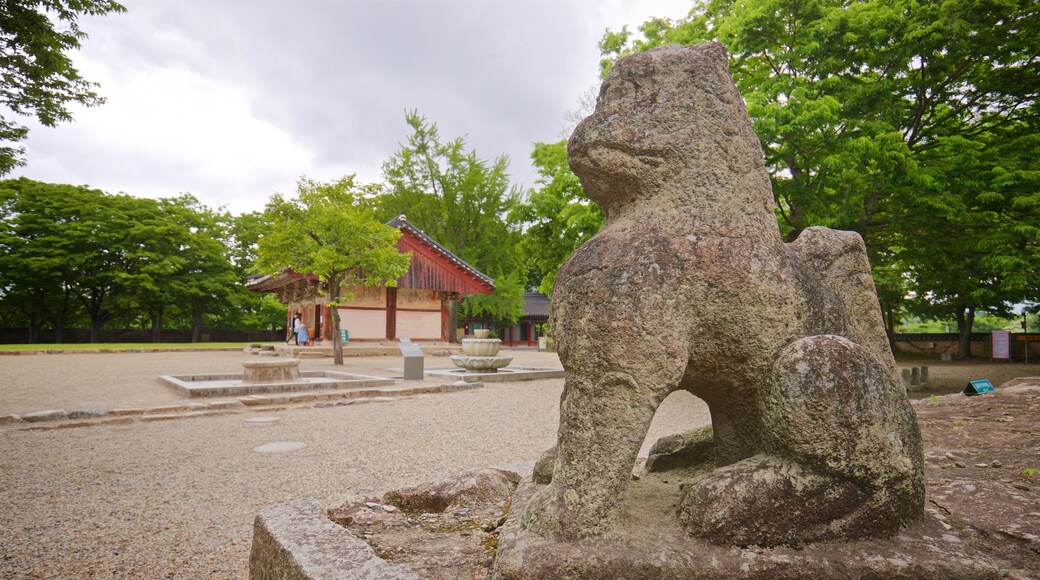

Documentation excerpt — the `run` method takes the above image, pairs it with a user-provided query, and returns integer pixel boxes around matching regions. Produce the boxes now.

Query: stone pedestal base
[241,359,302,384]
[493,482,998,579]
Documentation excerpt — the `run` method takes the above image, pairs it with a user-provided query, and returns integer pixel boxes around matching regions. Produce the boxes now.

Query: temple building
[246,215,494,343]
[463,292,549,347]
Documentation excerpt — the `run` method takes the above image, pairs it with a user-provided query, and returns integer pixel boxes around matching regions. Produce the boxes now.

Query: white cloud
[9,0,693,214]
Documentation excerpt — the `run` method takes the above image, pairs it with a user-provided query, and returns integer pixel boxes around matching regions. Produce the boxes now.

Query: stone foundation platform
[493,482,996,579]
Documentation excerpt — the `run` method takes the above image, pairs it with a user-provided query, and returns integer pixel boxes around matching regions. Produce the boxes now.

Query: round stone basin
[242,359,302,384]
[450,355,513,372]
[462,338,502,357]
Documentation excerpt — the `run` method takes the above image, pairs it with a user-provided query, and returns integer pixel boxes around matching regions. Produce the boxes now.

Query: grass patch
[0,342,278,352]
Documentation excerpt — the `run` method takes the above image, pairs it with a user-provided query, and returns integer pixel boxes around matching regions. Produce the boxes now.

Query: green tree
[903,123,1040,356]
[227,210,287,336]
[0,177,124,342]
[513,140,603,295]
[255,176,411,365]
[0,178,83,341]
[599,0,1040,354]
[0,0,126,174]
[158,197,240,342]
[375,111,524,322]
[459,271,525,329]
[0,179,247,344]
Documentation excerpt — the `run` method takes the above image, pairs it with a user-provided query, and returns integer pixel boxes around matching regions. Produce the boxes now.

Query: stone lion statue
[521,42,923,547]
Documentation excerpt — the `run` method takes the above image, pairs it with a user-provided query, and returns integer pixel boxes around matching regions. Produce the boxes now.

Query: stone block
[249,499,418,580]
[241,396,273,406]
[21,409,67,422]
[140,413,185,422]
[68,408,109,419]
[208,400,245,410]
[145,404,190,414]
[495,483,996,579]
[0,414,23,425]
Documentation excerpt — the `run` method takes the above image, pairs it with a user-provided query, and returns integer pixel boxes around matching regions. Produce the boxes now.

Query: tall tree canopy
[513,140,602,296]
[0,178,241,343]
[375,111,525,327]
[0,0,126,174]
[255,176,411,364]
[600,0,1040,356]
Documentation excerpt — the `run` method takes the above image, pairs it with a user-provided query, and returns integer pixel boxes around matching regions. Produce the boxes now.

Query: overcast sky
[8,0,691,215]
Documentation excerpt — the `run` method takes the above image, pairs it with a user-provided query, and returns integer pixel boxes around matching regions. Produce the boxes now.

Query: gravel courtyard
[0,349,710,579]
[0,349,1034,578]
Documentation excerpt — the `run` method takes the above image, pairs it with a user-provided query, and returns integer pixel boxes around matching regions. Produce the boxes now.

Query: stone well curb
[0,381,482,431]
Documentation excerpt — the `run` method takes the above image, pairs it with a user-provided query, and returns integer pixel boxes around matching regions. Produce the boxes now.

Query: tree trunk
[329,274,344,366]
[954,305,975,359]
[81,289,108,343]
[90,316,103,344]
[191,308,203,343]
[28,311,39,344]
[882,303,897,356]
[150,309,163,343]
[55,287,73,344]
[447,294,460,344]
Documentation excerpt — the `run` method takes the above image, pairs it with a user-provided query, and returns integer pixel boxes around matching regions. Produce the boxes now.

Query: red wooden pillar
[440,292,449,342]
[386,287,398,340]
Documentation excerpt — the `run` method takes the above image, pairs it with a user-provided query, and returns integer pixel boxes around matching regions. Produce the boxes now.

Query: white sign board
[992,330,1011,360]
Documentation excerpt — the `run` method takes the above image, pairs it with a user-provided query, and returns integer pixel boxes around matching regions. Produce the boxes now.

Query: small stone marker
[399,338,425,381]
[901,369,912,389]
[910,367,921,387]
[244,416,282,427]
[255,441,306,453]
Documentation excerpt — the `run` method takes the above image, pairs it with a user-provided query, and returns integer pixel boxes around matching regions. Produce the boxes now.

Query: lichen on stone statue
[520,41,924,547]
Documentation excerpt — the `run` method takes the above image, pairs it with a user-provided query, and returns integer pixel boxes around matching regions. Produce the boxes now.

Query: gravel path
[0,349,708,579]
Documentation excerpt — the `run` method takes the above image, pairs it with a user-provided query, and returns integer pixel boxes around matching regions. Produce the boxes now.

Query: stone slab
[21,409,68,422]
[424,366,564,382]
[255,441,306,453]
[159,371,395,398]
[68,408,109,419]
[493,482,998,579]
[245,416,282,427]
[249,500,419,580]
[0,414,23,425]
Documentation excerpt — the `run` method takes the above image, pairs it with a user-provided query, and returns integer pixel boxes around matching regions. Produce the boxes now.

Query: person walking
[287,313,301,345]
[295,319,309,346]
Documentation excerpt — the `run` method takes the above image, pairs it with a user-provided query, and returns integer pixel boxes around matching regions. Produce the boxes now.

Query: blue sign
[964,379,995,396]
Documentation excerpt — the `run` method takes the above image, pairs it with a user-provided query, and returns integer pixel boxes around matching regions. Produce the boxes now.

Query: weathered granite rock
[520,41,923,548]
[249,499,418,580]
[643,425,713,474]
[531,446,556,484]
[383,468,520,514]
[496,482,996,580]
